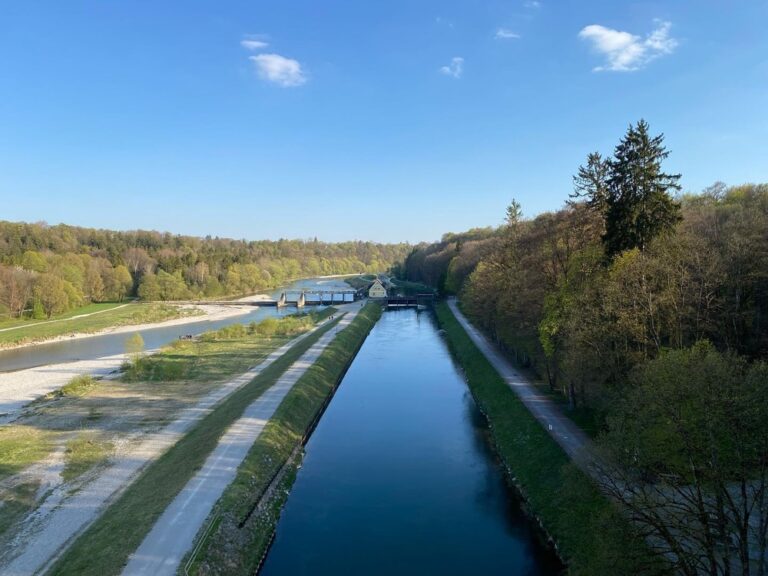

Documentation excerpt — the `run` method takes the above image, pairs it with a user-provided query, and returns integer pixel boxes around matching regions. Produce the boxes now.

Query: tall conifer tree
[603,120,681,256]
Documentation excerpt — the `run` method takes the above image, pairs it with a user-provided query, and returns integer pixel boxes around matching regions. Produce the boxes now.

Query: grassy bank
[0,303,199,348]
[434,302,663,575]
[48,316,343,576]
[123,308,334,384]
[0,302,126,329]
[188,303,382,576]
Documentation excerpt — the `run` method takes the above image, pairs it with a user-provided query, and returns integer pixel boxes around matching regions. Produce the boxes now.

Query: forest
[404,121,768,574]
[0,223,409,319]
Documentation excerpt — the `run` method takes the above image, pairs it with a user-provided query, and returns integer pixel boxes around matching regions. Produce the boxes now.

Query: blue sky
[1,1,766,243]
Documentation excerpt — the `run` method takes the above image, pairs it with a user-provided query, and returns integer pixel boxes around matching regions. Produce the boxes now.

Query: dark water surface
[0,277,351,373]
[260,309,563,576]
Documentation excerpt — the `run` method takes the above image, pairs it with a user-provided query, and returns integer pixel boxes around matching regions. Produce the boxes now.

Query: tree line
[0,223,409,319]
[404,120,768,574]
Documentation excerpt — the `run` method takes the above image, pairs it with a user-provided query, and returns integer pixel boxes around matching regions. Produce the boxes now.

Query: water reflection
[260,309,563,576]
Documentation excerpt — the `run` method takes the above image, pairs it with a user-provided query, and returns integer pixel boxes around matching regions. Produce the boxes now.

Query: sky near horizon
[1,1,766,244]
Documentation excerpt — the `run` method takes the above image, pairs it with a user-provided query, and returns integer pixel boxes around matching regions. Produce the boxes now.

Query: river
[259,309,563,575]
[0,277,352,373]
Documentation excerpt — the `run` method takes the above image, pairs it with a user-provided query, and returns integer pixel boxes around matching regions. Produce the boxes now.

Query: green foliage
[124,332,145,375]
[603,120,682,257]
[0,220,409,315]
[55,375,98,398]
[596,342,768,574]
[31,299,45,320]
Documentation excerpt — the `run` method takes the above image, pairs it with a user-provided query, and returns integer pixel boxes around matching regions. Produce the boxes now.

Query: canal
[259,309,562,575]
[0,277,351,373]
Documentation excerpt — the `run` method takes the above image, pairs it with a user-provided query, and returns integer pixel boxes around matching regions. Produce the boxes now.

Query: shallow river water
[259,309,563,576]
[0,277,350,373]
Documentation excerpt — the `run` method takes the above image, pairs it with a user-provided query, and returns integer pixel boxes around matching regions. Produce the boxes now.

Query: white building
[368,279,388,299]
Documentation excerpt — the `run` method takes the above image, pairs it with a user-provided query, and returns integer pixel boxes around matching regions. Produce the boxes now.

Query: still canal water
[260,309,562,576]
[0,277,350,373]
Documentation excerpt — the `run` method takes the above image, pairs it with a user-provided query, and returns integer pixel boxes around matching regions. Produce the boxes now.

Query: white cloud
[241,39,268,51]
[439,57,464,78]
[578,20,678,72]
[495,28,521,39]
[249,53,306,87]
[524,1,541,8]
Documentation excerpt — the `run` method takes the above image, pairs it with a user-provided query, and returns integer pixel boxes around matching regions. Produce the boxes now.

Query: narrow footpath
[122,307,360,576]
[447,299,594,466]
[0,317,336,576]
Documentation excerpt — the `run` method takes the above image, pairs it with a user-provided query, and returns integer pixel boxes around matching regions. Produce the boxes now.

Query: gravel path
[447,299,594,464]
[0,319,333,576]
[122,307,359,576]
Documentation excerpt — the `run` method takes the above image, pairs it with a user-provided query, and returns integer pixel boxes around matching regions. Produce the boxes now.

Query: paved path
[0,318,334,576]
[447,299,594,465]
[0,304,131,334]
[122,306,360,576]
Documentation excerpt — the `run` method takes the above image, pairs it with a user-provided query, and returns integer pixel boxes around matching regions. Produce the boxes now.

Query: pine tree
[569,151,610,216]
[603,120,681,257]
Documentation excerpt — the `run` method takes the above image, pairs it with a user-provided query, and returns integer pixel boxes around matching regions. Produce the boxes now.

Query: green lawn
[0,302,127,330]
[434,302,667,576]
[187,303,382,576]
[48,315,343,576]
[0,303,199,348]
[0,425,56,481]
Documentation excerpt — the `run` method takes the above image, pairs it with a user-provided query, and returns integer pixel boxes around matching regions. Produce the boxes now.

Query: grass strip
[62,432,114,483]
[0,482,40,539]
[0,426,55,481]
[48,316,342,576]
[188,303,382,576]
[123,311,335,384]
[0,303,197,348]
[434,301,666,576]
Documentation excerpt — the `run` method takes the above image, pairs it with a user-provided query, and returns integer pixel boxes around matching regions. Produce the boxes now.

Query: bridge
[171,288,363,309]
[278,289,360,308]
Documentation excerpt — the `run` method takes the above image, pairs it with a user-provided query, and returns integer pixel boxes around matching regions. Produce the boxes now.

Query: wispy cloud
[524,1,541,8]
[578,20,678,72]
[439,57,464,78]
[495,28,521,40]
[249,53,307,87]
[241,39,268,51]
